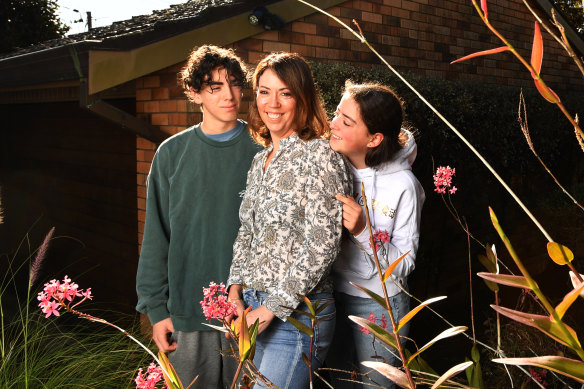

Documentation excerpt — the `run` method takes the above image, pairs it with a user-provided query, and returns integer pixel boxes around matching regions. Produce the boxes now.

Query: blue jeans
[243,289,336,389]
[327,291,410,389]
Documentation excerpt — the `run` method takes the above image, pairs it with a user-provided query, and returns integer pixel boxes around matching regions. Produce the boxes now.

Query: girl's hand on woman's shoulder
[335,194,366,236]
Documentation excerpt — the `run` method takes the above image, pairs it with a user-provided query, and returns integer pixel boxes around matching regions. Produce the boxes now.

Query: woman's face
[256,68,297,141]
[329,93,373,169]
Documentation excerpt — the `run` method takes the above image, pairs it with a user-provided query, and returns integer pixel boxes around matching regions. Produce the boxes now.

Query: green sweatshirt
[136,120,260,331]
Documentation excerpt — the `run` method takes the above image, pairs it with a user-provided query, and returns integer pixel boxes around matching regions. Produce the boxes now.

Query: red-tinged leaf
[493,356,584,383]
[477,256,499,292]
[451,46,509,64]
[555,283,584,319]
[361,361,412,388]
[534,78,561,103]
[547,242,574,265]
[407,326,468,364]
[477,272,531,289]
[480,0,488,18]
[349,315,398,350]
[382,250,410,283]
[530,21,543,78]
[569,271,584,298]
[397,296,447,332]
[431,361,474,389]
[491,305,581,349]
[158,351,183,389]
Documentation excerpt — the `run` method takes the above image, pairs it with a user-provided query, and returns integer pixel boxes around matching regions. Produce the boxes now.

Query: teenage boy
[136,45,259,388]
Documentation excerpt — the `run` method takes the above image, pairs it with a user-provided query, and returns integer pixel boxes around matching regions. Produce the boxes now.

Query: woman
[226,52,351,389]
[327,82,425,389]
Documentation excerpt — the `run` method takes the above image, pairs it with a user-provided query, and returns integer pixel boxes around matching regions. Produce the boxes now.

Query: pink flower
[38,275,93,317]
[135,363,169,389]
[433,166,457,195]
[360,313,388,335]
[200,282,237,321]
[370,229,391,251]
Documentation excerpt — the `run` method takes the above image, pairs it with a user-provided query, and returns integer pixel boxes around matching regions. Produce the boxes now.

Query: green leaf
[477,254,496,274]
[407,326,467,364]
[477,272,531,290]
[397,296,447,332]
[349,282,389,310]
[491,305,581,350]
[469,360,484,389]
[349,315,398,349]
[382,250,410,283]
[314,300,334,315]
[493,356,584,383]
[287,316,313,337]
[471,344,480,363]
[431,361,474,389]
[361,361,412,388]
[555,283,584,319]
[486,244,498,270]
[547,242,574,265]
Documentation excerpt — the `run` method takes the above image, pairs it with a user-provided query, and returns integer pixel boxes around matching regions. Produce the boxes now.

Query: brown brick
[136,149,155,162]
[152,88,170,100]
[303,13,328,25]
[138,209,146,223]
[137,162,151,174]
[160,73,180,88]
[169,113,187,126]
[144,101,160,113]
[255,30,279,40]
[136,137,156,151]
[279,31,305,44]
[137,173,147,186]
[236,38,263,52]
[291,44,316,58]
[151,113,169,126]
[340,29,359,40]
[137,197,146,211]
[135,78,144,88]
[362,11,382,24]
[401,0,419,12]
[291,21,317,34]
[159,100,178,112]
[136,89,152,101]
[315,47,342,60]
[142,76,160,88]
[305,35,329,47]
[138,185,146,198]
[263,41,291,53]
[138,221,144,234]
[340,7,361,19]
[392,8,410,18]
[316,24,340,37]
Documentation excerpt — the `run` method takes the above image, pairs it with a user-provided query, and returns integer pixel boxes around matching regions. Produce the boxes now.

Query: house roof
[0,0,348,94]
[1,0,278,59]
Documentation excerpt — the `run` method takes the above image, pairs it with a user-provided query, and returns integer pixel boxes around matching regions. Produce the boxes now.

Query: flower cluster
[529,368,548,387]
[360,313,388,335]
[37,276,92,318]
[135,363,169,389]
[370,229,391,251]
[433,165,458,194]
[200,282,236,321]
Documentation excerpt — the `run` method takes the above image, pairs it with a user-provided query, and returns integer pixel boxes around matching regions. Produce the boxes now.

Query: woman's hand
[246,305,275,334]
[335,194,366,236]
[225,285,245,338]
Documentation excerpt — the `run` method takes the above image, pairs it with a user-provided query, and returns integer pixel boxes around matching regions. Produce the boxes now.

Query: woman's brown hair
[248,52,329,147]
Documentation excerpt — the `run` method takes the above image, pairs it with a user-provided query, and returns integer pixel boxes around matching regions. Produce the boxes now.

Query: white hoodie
[332,129,425,298]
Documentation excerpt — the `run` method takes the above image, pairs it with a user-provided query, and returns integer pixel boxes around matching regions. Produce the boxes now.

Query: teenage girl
[327,82,425,389]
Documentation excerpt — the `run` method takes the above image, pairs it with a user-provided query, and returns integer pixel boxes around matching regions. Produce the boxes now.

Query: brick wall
[135,0,583,249]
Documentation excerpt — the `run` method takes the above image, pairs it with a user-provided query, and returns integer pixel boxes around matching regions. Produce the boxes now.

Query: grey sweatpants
[168,330,239,389]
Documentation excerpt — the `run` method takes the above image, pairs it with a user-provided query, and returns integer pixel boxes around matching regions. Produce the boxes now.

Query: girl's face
[329,93,376,169]
[256,68,297,142]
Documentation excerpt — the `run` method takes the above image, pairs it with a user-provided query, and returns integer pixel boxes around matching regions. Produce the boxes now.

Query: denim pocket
[311,298,336,364]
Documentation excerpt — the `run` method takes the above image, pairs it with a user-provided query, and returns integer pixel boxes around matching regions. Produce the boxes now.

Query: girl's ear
[367,133,384,148]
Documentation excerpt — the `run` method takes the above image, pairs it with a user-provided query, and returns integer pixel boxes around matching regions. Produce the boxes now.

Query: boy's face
[191,67,243,132]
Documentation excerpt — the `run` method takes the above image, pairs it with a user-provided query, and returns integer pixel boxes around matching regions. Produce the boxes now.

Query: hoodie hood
[376,128,417,175]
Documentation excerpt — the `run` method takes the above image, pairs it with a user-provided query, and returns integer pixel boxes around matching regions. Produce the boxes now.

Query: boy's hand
[152,317,177,353]
[335,194,366,236]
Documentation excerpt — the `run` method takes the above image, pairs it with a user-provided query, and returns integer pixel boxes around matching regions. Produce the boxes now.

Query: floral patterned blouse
[227,134,352,320]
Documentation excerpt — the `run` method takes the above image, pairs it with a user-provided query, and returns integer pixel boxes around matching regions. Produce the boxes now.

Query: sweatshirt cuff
[353,227,372,249]
[147,305,170,326]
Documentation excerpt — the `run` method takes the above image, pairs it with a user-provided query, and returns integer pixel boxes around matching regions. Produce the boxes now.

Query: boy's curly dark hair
[179,45,247,100]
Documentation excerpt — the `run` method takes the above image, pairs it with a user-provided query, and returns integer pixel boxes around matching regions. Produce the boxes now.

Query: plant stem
[230,361,243,389]
[361,184,416,389]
